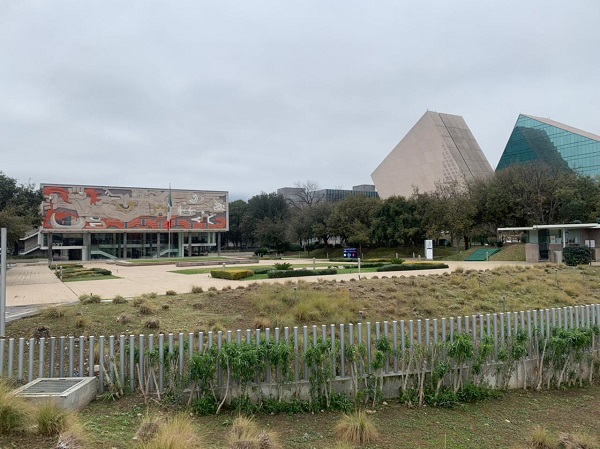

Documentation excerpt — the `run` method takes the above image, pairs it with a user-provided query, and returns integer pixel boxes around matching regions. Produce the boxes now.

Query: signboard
[425,239,433,260]
[41,184,229,232]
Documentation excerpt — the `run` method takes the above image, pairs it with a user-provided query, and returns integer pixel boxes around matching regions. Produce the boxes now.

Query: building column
[217,233,221,256]
[188,232,192,257]
[48,233,53,264]
[156,232,161,258]
[123,233,128,259]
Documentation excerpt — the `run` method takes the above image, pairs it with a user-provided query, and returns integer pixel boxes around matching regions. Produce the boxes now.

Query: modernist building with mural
[22,184,229,261]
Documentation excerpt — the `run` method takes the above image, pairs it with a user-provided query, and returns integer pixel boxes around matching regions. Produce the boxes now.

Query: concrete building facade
[371,111,493,199]
[28,184,229,261]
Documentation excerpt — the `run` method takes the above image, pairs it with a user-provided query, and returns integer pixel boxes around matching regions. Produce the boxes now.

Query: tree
[0,172,43,253]
[290,180,323,209]
[223,200,248,249]
[372,196,424,247]
[327,195,380,252]
[245,192,290,248]
[415,179,476,251]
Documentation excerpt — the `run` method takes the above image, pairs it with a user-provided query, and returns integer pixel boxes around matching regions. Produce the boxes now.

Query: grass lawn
[1,384,598,448]
[128,256,231,265]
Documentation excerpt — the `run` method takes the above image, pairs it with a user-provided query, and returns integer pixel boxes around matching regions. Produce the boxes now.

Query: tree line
[223,163,600,251]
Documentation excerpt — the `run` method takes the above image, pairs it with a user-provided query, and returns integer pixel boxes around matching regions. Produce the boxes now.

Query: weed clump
[191,285,203,294]
[112,295,127,304]
[36,401,71,436]
[334,411,378,445]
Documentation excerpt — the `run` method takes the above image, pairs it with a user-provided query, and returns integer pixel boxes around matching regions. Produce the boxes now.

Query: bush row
[376,263,449,272]
[267,268,338,278]
[210,270,254,280]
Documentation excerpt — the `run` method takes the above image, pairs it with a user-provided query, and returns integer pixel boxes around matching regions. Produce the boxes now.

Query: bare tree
[290,180,323,209]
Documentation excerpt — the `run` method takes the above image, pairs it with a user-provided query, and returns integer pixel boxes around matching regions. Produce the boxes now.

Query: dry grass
[334,411,379,445]
[557,432,598,449]
[227,416,280,449]
[56,421,88,449]
[7,264,600,339]
[0,381,31,435]
[35,401,72,436]
[527,425,555,448]
[137,414,202,449]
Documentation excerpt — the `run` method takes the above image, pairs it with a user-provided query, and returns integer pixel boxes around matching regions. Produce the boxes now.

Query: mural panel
[41,185,228,231]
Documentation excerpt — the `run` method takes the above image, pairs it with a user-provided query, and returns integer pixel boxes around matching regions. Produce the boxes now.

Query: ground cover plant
[53,264,119,282]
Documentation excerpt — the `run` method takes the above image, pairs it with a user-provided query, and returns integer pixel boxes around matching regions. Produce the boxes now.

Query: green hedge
[251,267,272,275]
[267,268,337,279]
[562,246,592,266]
[376,263,449,272]
[210,270,254,280]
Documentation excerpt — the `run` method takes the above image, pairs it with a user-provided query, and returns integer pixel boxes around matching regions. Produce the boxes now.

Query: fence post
[88,336,95,378]
[129,335,135,392]
[158,333,164,394]
[98,336,104,393]
[39,337,45,379]
[340,324,345,377]
[392,321,398,373]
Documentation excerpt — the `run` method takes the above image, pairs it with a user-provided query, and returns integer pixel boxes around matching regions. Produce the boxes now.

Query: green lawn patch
[63,275,121,282]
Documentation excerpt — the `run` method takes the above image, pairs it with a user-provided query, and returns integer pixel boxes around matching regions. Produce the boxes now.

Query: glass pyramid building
[496,114,600,175]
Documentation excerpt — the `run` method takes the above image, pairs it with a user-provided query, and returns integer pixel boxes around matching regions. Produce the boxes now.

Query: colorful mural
[41,185,228,231]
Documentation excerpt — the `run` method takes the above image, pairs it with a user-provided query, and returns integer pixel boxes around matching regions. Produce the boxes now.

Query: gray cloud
[1,1,599,199]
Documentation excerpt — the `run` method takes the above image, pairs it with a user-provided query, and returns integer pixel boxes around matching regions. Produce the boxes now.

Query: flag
[166,185,172,231]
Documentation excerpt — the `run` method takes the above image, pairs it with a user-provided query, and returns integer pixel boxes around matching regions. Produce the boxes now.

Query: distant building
[371,111,493,199]
[496,114,600,176]
[277,185,378,207]
[21,184,229,261]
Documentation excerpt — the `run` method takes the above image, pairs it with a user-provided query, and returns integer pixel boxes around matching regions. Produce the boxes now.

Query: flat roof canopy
[498,223,600,232]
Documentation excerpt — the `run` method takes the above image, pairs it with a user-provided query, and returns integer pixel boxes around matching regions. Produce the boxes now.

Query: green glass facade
[496,114,600,175]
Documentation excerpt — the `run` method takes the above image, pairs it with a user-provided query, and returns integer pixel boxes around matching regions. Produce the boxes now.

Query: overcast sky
[2,1,599,200]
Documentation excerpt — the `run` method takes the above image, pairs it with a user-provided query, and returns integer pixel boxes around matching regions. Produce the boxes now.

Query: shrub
[191,285,203,294]
[252,267,271,275]
[289,243,303,252]
[563,246,592,266]
[78,294,101,304]
[376,263,449,272]
[116,314,131,324]
[0,381,31,434]
[496,241,504,247]
[165,290,177,296]
[36,401,71,436]
[273,262,292,270]
[267,268,337,279]
[254,247,270,256]
[211,270,254,280]
[43,307,65,319]
[330,258,357,262]
[145,319,160,329]
[112,295,127,304]
[359,262,387,268]
[390,258,405,265]
[132,297,145,307]
[139,304,155,315]
[334,411,379,445]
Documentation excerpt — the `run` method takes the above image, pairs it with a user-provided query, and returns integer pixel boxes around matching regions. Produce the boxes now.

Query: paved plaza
[3,258,533,323]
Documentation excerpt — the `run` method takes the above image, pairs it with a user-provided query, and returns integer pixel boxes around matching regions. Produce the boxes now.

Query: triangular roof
[522,114,600,142]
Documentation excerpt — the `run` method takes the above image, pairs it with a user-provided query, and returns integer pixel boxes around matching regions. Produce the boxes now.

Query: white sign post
[425,239,433,260]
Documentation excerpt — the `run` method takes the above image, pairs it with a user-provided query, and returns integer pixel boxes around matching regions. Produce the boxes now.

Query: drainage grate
[17,378,85,395]
[13,377,97,410]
